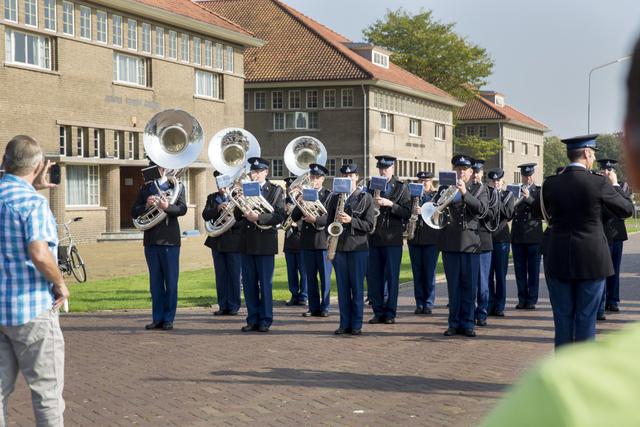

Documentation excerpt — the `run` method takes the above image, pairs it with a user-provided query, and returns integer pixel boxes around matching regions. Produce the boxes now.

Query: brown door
[120,166,145,229]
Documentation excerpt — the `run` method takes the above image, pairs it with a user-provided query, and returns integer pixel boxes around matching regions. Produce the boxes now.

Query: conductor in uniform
[511,163,543,310]
[536,135,633,347]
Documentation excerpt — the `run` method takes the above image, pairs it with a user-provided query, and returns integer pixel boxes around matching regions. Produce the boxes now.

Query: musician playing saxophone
[407,171,440,315]
[326,164,375,335]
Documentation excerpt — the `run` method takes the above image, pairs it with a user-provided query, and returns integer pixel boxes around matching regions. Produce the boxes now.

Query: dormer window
[494,95,505,107]
[372,50,389,68]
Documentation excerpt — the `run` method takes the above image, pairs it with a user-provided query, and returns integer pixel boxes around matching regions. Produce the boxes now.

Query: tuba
[281,136,328,232]
[420,185,459,230]
[133,110,204,231]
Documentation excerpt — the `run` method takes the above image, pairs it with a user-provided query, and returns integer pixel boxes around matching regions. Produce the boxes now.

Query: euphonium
[327,193,346,261]
[421,185,459,230]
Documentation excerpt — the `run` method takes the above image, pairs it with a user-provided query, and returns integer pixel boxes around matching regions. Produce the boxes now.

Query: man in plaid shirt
[0,135,70,426]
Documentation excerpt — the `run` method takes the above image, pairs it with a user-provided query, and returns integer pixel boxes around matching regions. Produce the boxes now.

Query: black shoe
[597,314,606,321]
[296,299,308,306]
[258,325,270,332]
[213,310,226,316]
[608,305,620,312]
[443,327,457,336]
[241,324,258,332]
[494,311,505,317]
[285,298,297,306]
[515,303,526,309]
[476,319,487,327]
[162,322,174,331]
[414,307,424,315]
[145,321,163,330]
[384,317,395,324]
[302,311,314,317]
[524,304,536,310]
[334,327,351,335]
[423,308,433,315]
[463,328,476,337]
[228,310,239,316]
[319,311,329,317]
[351,329,362,336]
[368,316,383,324]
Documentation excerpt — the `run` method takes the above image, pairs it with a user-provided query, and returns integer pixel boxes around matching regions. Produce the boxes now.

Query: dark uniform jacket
[408,190,440,246]
[234,180,286,256]
[602,183,633,244]
[478,185,501,252]
[202,192,243,253]
[536,166,634,280]
[325,188,375,252]
[291,187,331,251]
[490,189,516,243]
[368,176,412,247]
[131,180,187,247]
[511,184,544,245]
[436,181,489,253]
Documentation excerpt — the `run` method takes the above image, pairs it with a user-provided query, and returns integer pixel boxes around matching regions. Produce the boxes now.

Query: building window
[66,165,99,206]
[409,119,421,136]
[479,125,487,138]
[204,40,212,67]
[306,90,318,109]
[59,126,69,156]
[181,169,190,203]
[285,112,309,129]
[79,6,91,39]
[43,0,56,31]
[112,14,122,46]
[155,27,164,57]
[342,158,354,165]
[372,51,389,68]
[435,123,446,140]
[514,171,522,183]
[113,131,122,158]
[508,140,515,153]
[24,0,37,27]
[180,33,189,62]
[324,89,336,108]
[76,127,85,157]
[225,46,233,72]
[128,132,138,160]
[195,70,220,99]
[93,129,102,158]
[244,91,249,111]
[215,42,223,69]
[273,113,284,130]
[341,89,354,107]
[454,127,464,138]
[272,91,283,109]
[193,37,201,65]
[169,30,178,59]
[113,53,148,87]
[62,1,74,35]
[254,92,266,110]
[126,18,136,50]
[466,126,476,136]
[96,10,107,43]
[141,23,150,53]
[4,0,17,21]
[522,142,528,155]
[380,112,393,132]
[536,145,541,157]
[4,29,52,70]
[327,159,336,176]
[271,159,283,177]
[288,91,301,109]
[308,112,319,129]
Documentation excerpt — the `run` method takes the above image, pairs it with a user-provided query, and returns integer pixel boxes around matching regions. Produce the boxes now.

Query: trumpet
[327,193,346,261]
[421,185,459,229]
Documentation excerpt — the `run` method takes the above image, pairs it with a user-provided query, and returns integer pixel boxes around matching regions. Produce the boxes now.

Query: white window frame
[193,37,201,65]
[59,126,67,156]
[65,165,100,207]
[204,39,212,68]
[285,111,309,130]
[479,125,487,138]
[536,145,541,157]
[128,132,136,160]
[4,28,52,70]
[288,90,300,109]
[466,126,476,136]
[113,52,147,87]
[254,91,266,110]
[127,18,137,50]
[409,118,421,137]
[154,26,164,57]
[43,0,56,31]
[273,112,284,130]
[435,123,446,141]
[341,88,353,107]
[522,142,528,155]
[4,0,17,22]
[168,30,176,59]
[380,112,393,132]
[113,131,121,158]
[79,5,91,40]
[327,159,336,176]
[308,111,319,130]
[180,33,189,62]
[112,14,122,47]
[194,70,220,100]
[244,91,249,111]
[62,1,74,36]
[508,140,514,153]
[141,23,150,53]
[93,129,101,158]
[225,45,233,72]
[76,127,84,157]
[324,89,336,108]
[306,90,318,109]
[96,10,107,43]
[271,159,283,178]
[24,0,37,27]
[215,42,223,69]
[372,51,389,68]
[272,91,283,109]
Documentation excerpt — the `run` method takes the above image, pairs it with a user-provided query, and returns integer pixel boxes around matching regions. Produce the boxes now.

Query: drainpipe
[498,123,503,170]
[361,85,368,178]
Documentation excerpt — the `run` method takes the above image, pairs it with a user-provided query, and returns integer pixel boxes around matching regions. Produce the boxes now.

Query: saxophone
[327,193,346,261]
[405,195,420,241]
[369,189,381,235]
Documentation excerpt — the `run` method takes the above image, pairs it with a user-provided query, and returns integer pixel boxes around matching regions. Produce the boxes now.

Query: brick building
[199,0,463,182]
[0,0,261,242]
[455,91,549,184]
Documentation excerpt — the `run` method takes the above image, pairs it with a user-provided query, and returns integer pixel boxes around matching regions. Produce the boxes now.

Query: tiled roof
[456,95,548,131]
[133,0,253,36]
[196,0,456,101]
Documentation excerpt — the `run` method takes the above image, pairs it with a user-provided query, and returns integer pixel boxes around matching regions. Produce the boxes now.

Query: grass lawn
[626,217,640,234]
[68,250,444,312]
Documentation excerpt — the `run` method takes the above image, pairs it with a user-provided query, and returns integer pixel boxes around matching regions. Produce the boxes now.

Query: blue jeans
[212,250,241,312]
[408,244,439,309]
[241,254,274,327]
[489,242,510,313]
[368,245,403,319]
[475,251,492,321]
[546,277,605,347]
[512,243,541,306]
[144,245,180,323]
[285,251,307,303]
[442,252,480,330]
[334,250,368,330]
[302,249,332,313]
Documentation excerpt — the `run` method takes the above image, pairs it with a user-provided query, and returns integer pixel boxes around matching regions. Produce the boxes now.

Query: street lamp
[587,55,631,133]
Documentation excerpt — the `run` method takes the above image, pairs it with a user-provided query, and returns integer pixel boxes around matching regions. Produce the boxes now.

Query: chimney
[480,91,505,107]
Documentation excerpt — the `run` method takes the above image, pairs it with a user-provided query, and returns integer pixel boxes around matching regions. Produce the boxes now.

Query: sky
[285,0,640,138]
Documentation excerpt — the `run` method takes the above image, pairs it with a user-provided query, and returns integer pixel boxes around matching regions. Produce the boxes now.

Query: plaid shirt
[0,173,57,326]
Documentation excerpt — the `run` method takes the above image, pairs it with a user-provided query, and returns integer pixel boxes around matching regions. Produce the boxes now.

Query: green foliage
[363,8,494,101]
[453,136,502,160]
[543,136,566,177]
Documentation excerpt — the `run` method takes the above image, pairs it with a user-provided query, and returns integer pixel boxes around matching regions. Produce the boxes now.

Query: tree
[363,8,494,101]
[596,133,626,182]
[543,136,565,177]
[453,136,502,161]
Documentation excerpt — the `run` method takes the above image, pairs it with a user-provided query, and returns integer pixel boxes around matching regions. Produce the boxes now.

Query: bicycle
[57,217,87,283]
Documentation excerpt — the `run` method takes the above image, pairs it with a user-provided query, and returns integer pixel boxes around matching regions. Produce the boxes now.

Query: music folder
[369,176,388,192]
[409,183,423,198]
[333,178,351,194]
[506,184,521,199]
[215,174,233,189]
[438,171,457,187]
[302,188,319,202]
[242,181,261,197]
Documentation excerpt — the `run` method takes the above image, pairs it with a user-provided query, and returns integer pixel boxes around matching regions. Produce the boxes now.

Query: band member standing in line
[283,176,308,308]
[511,163,543,310]
[328,164,375,335]
[535,135,633,347]
[202,171,242,316]
[486,169,515,317]
[595,159,634,319]
[238,157,285,333]
[407,171,440,315]
[438,155,488,337]
[131,159,187,331]
[367,155,411,325]
[291,164,332,317]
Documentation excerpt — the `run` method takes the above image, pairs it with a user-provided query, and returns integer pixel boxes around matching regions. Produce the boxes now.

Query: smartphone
[49,164,61,185]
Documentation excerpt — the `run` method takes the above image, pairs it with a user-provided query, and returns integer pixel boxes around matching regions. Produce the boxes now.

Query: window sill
[379,129,394,134]
[193,95,224,103]
[434,138,446,142]
[3,62,59,76]
[66,206,108,211]
[112,81,153,92]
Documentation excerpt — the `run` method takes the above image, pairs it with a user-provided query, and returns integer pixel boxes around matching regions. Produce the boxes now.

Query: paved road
[7,235,640,426]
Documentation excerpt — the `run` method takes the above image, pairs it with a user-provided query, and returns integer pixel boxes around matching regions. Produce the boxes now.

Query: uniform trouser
[302,249,332,313]
[334,250,368,331]
[512,243,541,306]
[145,245,180,323]
[475,251,492,321]
[368,245,403,320]
[0,310,65,427]
[241,254,274,327]
[285,251,308,303]
[601,240,624,311]
[443,252,480,331]
[408,244,439,309]
[489,242,510,313]
[212,250,242,312]
[546,277,605,347]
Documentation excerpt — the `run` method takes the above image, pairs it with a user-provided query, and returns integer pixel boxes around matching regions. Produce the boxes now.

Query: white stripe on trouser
[0,309,65,427]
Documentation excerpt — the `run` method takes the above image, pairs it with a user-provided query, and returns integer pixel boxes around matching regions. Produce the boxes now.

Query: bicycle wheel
[69,246,87,283]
